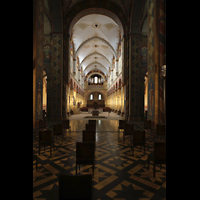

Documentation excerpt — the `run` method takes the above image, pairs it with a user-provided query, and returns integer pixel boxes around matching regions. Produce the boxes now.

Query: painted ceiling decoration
[71,14,122,79]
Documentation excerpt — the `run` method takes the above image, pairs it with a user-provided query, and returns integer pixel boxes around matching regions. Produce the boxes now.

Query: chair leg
[144,145,145,155]
[147,156,149,169]
[153,162,156,178]
[39,145,40,155]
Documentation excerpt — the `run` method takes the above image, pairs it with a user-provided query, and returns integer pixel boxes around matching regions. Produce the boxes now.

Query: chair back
[133,130,145,144]
[119,120,126,129]
[76,142,95,160]
[86,123,96,131]
[124,123,134,132]
[88,120,96,125]
[62,119,70,129]
[53,124,63,134]
[36,119,46,129]
[39,130,52,143]
[59,174,92,200]
[83,130,96,143]
[156,124,165,136]
[154,142,166,161]
[144,120,151,130]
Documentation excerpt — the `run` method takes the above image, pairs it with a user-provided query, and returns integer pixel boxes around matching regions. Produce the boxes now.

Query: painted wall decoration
[36,81,42,118]
[147,0,156,123]
[148,77,154,120]
[141,46,147,66]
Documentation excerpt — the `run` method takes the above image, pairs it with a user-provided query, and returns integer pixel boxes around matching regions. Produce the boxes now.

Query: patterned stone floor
[33,119,166,200]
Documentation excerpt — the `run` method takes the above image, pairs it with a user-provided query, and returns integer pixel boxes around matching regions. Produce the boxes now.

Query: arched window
[98,94,101,100]
[90,94,93,100]
[94,76,98,84]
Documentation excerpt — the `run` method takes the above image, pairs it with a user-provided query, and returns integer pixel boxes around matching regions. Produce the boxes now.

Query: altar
[88,108,103,114]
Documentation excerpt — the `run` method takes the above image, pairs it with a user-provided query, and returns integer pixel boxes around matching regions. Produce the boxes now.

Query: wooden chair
[123,123,134,143]
[144,120,151,135]
[36,119,46,129]
[39,130,53,155]
[82,130,96,146]
[118,120,126,138]
[85,123,96,131]
[148,142,166,177]
[62,119,71,134]
[53,123,64,142]
[34,119,47,138]
[59,174,92,200]
[76,142,95,178]
[156,124,166,141]
[132,130,146,156]
[88,120,96,125]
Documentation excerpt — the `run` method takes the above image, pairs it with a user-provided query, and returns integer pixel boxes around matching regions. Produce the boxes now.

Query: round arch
[87,73,105,83]
[85,70,107,82]
[67,2,126,36]
[75,36,117,58]
[80,52,112,67]
[84,62,108,75]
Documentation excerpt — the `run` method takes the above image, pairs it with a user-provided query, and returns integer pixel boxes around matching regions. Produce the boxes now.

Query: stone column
[128,33,142,122]
[147,0,161,128]
[49,33,63,122]
[111,69,113,82]
[115,59,119,76]
[34,0,44,123]
[120,85,123,112]
[159,0,166,125]
[73,57,76,75]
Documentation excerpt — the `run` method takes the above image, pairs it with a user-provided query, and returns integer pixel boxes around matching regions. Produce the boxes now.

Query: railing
[86,85,106,90]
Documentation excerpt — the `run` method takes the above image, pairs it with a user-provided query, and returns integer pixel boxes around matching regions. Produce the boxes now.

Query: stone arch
[84,62,108,75]
[75,36,117,58]
[48,0,62,33]
[66,1,126,36]
[130,0,146,33]
[85,70,107,82]
[86,72,106,82]
[80,52,111,67]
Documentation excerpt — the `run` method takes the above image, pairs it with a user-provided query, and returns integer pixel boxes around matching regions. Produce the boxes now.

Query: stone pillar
[73,57,76,75]
[78,67,81,82]
[123,34,129,120]
[115,59,119,76]
[111,69,113,82]
[147,0,161,128]
[33,0,44,123]
[159,0,166,125]
[128,33,143,122]
[49,33,63,122]
[33,0,36,127]
[121,86,123,112]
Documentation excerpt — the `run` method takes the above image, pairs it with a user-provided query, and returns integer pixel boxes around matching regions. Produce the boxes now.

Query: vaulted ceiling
[71,14,122,77]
